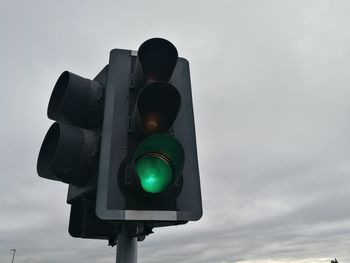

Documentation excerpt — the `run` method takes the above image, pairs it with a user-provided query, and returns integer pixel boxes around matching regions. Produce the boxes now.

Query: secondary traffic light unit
[37,38,202,241]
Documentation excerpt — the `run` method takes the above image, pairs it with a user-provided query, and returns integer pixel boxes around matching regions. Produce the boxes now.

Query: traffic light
[128,39,183,197]
[37,38,202,242]
[37,67,115,239]
[96,38,202,227]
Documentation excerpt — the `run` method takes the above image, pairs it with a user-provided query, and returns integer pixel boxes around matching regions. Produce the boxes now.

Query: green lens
[135,154,172,193]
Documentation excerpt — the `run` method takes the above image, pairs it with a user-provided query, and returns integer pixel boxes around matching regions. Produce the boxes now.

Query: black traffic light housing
[37,38,202,241]
[37,67,115,239]
[96,38,202,225]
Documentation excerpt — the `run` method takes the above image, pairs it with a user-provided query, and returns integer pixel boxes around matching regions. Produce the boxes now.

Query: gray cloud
[1,0,350,262]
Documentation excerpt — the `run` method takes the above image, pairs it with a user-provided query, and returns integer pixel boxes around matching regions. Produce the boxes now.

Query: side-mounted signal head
[48,71,104,128]
[38,70,104,186]
[132,134,184,194]
[37,122,98,186]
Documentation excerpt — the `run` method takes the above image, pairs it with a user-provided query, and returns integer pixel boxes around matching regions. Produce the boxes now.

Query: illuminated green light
[135,154,172,193]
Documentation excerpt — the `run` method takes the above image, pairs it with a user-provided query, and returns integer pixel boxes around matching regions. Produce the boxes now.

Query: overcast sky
[1,0,350,262]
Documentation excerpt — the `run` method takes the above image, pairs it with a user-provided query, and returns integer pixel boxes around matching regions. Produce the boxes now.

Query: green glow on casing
[135,155,173,193]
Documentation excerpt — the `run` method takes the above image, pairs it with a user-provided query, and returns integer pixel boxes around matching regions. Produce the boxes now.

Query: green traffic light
[135,153,172,193]
[133,134,184,194]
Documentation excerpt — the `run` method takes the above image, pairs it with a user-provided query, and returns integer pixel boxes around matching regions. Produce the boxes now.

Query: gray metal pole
[10,249,16,263]
[116,225,137,263]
